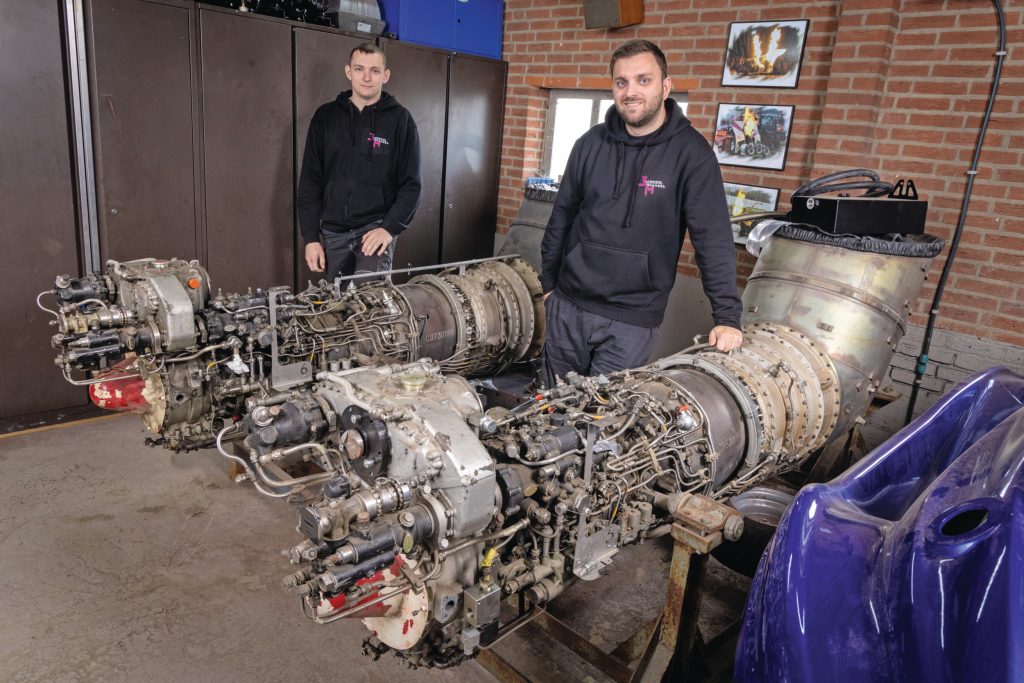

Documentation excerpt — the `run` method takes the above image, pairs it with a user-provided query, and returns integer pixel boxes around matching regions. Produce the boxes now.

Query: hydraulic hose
[791,168,893,199]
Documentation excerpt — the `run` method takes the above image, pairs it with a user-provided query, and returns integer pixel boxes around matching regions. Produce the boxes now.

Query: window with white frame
[541,89,689,182]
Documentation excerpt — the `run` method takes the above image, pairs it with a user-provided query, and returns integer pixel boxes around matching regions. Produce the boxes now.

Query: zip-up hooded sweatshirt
[540,99,742,329]
[298,90,421,244]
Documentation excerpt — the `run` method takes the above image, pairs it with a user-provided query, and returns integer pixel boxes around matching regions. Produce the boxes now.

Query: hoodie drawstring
[367,106,376,160]
[348,100,376,160]
[612,141,624,199]
[623,145,650,229]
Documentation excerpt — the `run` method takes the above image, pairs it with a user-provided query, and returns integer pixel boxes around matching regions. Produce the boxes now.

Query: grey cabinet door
[0,0,86,422]
[442,55,506,263]
[379,40,448,272]
[89,0,200,263]
[293,27,365,287]
[200,9,293,293]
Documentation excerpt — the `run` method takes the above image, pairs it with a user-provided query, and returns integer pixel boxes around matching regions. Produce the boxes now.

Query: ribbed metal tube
[741,233,935,439]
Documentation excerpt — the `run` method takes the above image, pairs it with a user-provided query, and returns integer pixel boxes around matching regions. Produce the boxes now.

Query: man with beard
[540,39,742,386]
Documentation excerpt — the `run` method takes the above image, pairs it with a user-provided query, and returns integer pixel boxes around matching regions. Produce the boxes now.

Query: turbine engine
[42,257,544,451]
[223,226,944,667]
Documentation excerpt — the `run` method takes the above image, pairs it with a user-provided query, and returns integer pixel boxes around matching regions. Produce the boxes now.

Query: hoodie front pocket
[563,241,653,307]
[348,184,387,220]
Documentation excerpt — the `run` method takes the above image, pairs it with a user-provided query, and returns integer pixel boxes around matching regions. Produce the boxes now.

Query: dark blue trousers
[541,290,659,387]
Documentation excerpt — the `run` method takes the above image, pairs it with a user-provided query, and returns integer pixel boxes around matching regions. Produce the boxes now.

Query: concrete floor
[0,414,748,683]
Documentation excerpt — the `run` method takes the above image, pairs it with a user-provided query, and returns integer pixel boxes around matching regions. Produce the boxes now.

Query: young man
[298,43,421,282]
[540,39,743,385]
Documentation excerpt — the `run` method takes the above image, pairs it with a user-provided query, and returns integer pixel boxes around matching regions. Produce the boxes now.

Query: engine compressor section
[40,257,544,451]
[222,227,944,667]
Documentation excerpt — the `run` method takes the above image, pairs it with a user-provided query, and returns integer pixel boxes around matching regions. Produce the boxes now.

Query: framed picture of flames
[713,103,795,171]
[721,20,809,89]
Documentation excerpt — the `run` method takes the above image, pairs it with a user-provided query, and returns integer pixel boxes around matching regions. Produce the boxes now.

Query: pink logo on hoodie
[367,132,389,149]
[637,176,666,196]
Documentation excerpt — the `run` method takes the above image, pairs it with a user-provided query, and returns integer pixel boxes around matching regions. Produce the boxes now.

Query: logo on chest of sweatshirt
[637,176,666,196]
[367,132,389,149]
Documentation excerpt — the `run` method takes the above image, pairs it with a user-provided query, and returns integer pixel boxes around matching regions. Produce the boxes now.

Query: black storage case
[789,195,928,236]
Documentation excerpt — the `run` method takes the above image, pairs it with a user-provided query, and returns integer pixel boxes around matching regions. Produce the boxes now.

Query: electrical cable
[905,0,1006,425]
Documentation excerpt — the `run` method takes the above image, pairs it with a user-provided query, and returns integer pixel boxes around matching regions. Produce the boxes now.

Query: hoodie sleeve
[297,110,325,245]
[380,113,422,236]
[540,137,585,294]
[681,144,743,329]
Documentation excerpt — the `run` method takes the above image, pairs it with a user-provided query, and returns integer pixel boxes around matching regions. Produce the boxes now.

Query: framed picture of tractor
[713,103,794,171]
[721,20,809,89]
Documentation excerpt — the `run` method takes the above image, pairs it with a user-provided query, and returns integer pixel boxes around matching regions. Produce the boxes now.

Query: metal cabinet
[379,40,448,273]
[200,9,293,293]
[0,0,88,425]
[442,55,506,263]
[293,27,366,287]
[88,0,201,263]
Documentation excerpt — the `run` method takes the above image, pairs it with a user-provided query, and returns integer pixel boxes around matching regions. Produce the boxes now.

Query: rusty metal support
[610,616,659,664]
[635,525,710,682]
[533,610,635,683]
[475,494,744,683]
[477,648,532,683]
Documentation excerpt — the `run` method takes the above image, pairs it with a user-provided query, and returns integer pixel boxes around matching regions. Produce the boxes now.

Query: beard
[616,96,664,130]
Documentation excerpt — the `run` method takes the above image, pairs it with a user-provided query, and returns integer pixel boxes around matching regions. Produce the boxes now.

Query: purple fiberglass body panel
[735,366,1024,683]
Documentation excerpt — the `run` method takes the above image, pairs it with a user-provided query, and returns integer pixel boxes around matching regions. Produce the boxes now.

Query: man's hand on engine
[361,227,393,256]
[709,325,743,352]
[305,242,326,273]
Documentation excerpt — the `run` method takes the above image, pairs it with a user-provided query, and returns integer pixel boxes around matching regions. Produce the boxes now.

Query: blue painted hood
[736,367,1024,683]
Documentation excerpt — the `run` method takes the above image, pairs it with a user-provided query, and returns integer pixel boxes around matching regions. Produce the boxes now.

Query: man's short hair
[350,42,387,69]
[609,40,668,81]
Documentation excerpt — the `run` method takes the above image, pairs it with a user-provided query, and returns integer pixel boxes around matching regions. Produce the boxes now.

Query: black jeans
[322,222,396,285]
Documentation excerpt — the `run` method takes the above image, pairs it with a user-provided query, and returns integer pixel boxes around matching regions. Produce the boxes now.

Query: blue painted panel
[454,0,503,60]
[400,1,456,52]
[377,1,504,60]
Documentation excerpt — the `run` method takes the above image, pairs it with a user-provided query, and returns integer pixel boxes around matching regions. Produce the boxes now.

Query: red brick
[939,305,981,324]
[982,233,1024,251]
[944,291,998,311]
[993,251,1024,268]
[998,301,1024,318]
[956,11,1001,28]
[895,96,954,111]
[988,314,1024,335]
[912,80,971,96]
[979,264,1024,285]
[937,63,991,79]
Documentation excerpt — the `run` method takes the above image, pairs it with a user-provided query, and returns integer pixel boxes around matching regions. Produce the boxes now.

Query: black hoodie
[540,98,742,329]
[298,90,421,244]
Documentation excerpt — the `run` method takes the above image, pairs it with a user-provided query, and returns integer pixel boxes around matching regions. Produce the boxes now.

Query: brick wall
[865,322,1024,446]
[498,0,1024,347]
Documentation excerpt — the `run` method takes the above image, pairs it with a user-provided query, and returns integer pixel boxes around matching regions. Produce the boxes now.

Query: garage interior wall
[498,0,1024,438]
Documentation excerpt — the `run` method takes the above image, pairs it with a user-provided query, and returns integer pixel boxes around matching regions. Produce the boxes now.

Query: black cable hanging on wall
[904,0,1007,425]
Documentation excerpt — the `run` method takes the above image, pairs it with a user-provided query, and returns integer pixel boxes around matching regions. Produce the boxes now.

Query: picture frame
[723,182,780,243]
[721,20,809,89]
[713,103,794,171]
